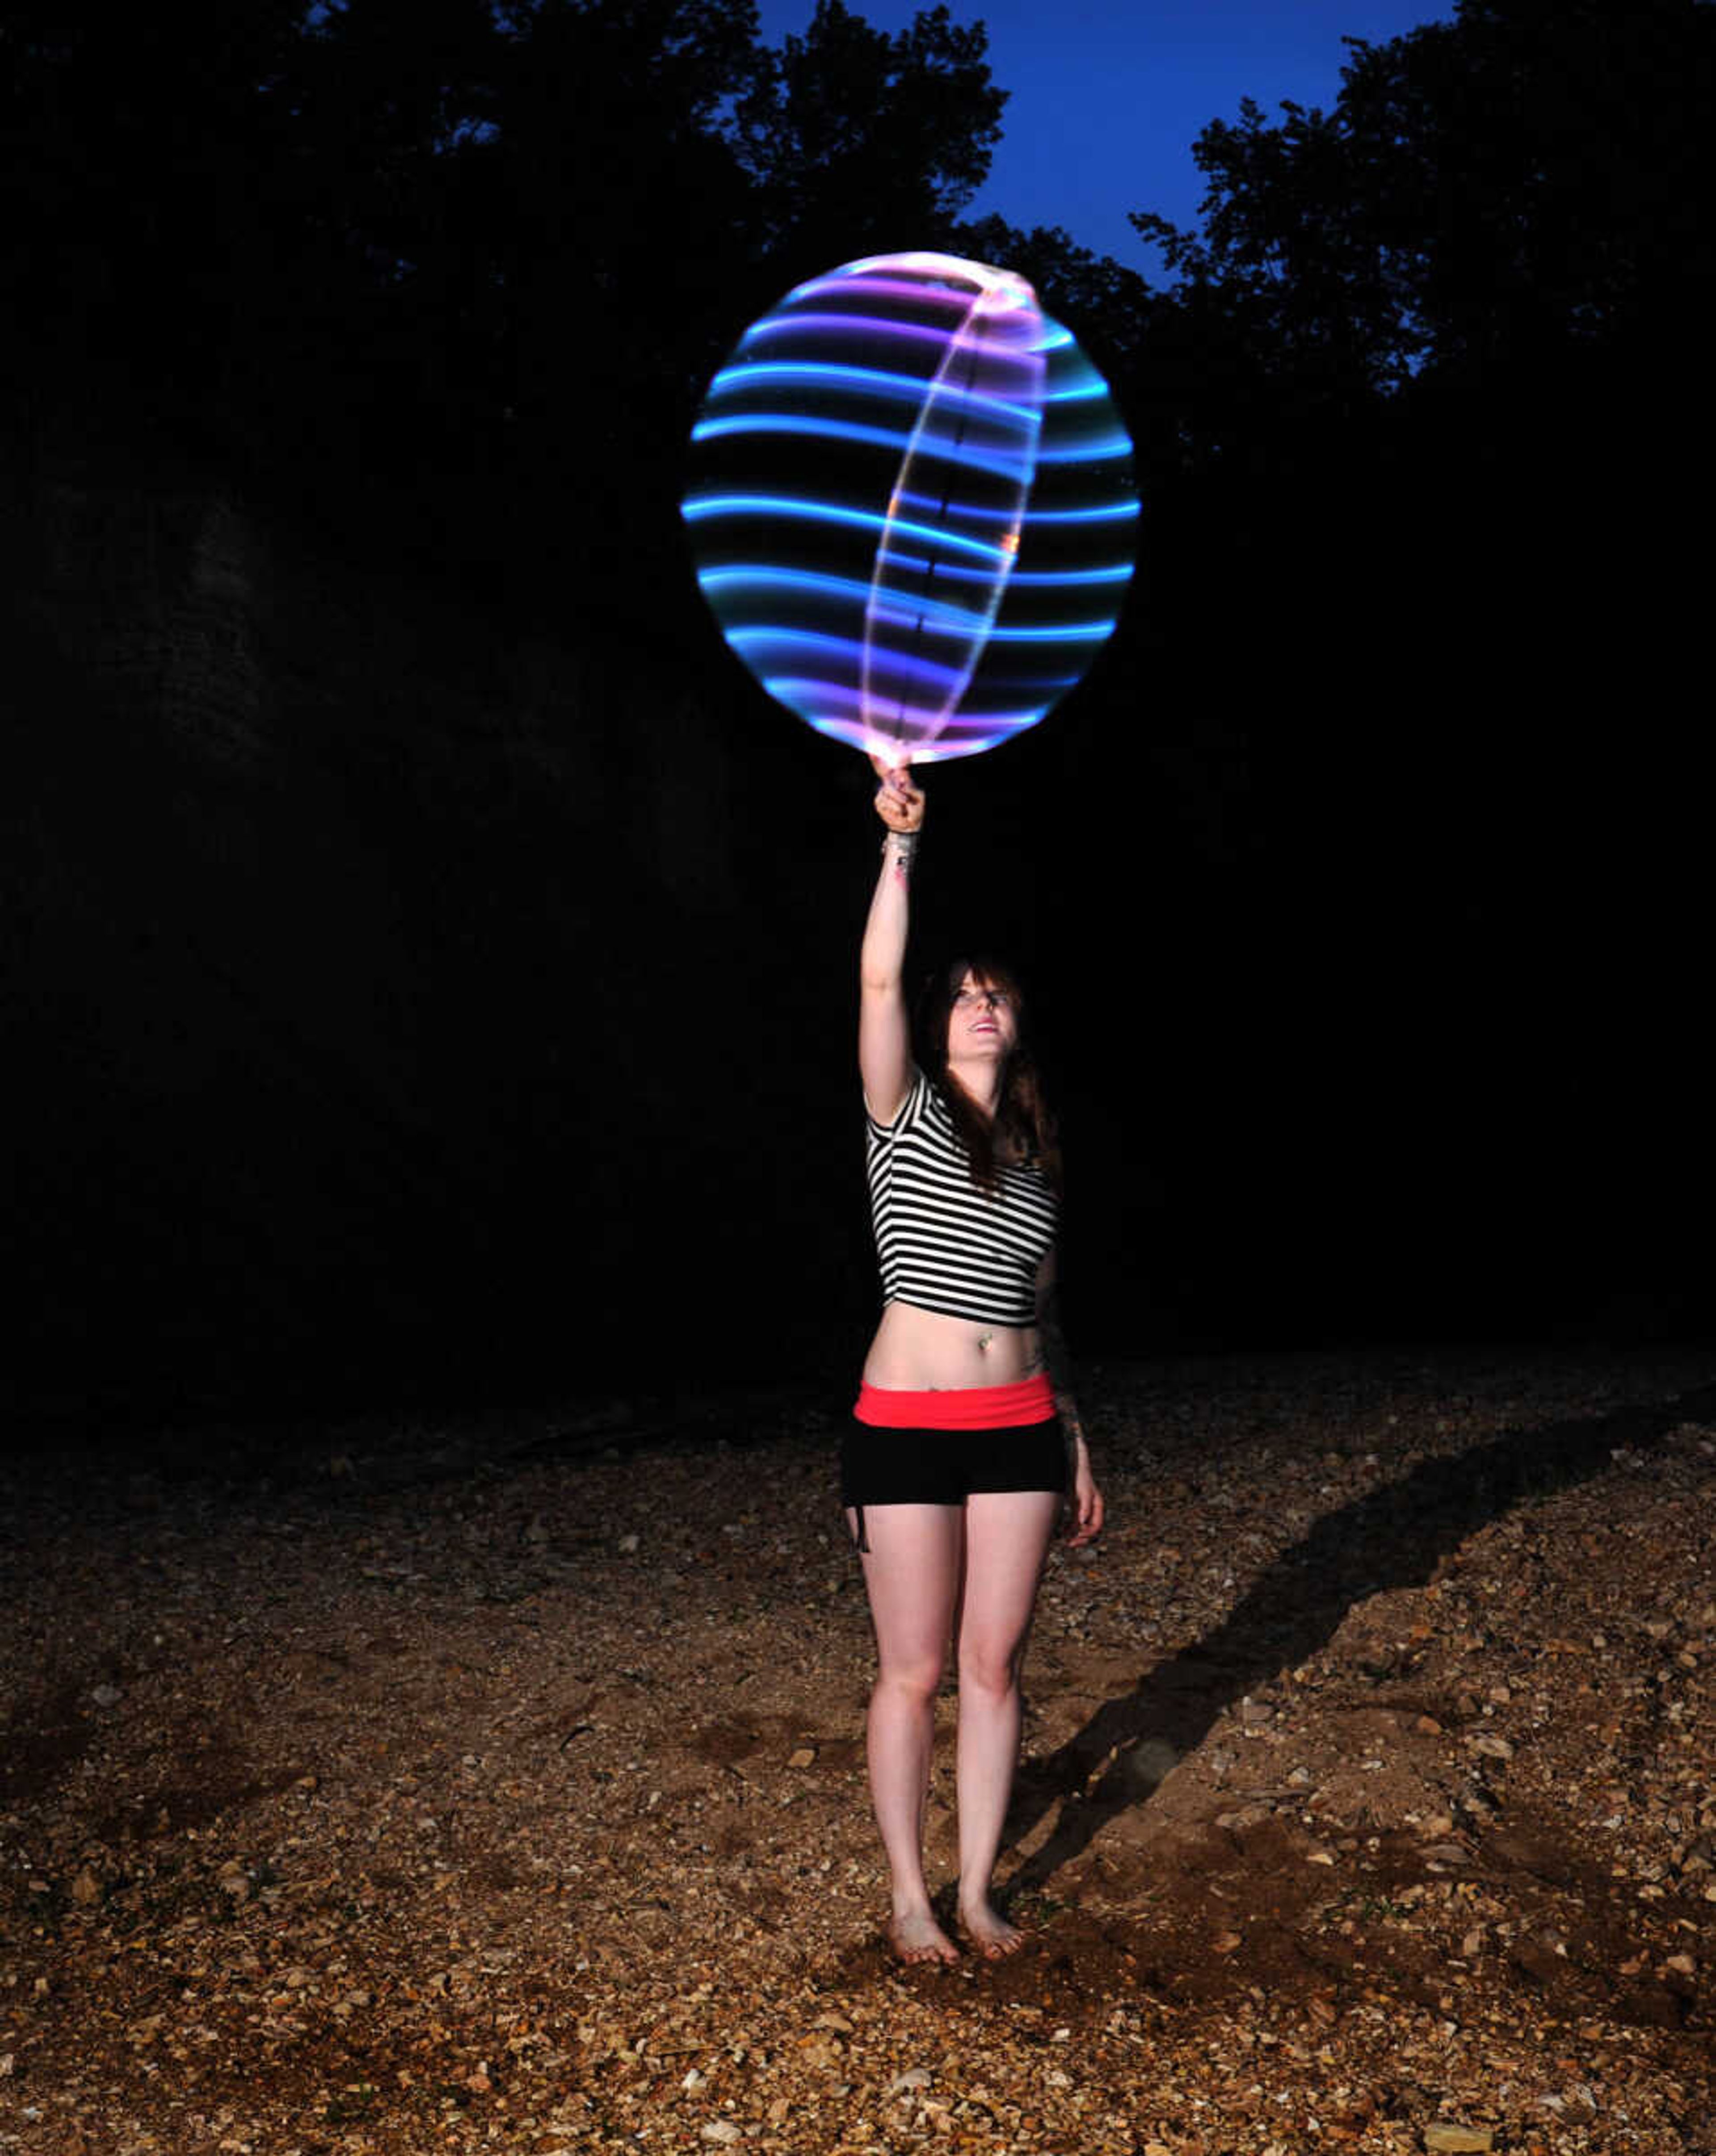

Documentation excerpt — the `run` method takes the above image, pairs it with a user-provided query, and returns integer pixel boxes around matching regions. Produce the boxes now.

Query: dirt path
[3,1348,1713,2154]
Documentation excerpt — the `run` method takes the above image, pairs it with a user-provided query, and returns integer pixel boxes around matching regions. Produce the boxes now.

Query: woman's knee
[957,1638,1023,1702]
[874,1655,944,1708]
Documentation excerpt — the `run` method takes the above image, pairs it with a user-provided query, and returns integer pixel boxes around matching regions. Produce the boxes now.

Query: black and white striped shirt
[865,1067,1058,1328]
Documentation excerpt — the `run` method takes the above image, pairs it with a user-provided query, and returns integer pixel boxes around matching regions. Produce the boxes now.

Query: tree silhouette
[1081,0,1716,1345]
[3,0,1018,610]
[733,0,1006,271]
[1134,0,1716,395]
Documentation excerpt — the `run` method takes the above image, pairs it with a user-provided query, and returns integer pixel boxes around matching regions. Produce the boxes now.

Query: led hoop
[684,250,1138,763]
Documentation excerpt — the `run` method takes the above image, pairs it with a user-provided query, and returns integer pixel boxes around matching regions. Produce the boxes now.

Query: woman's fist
[870,754,925,833]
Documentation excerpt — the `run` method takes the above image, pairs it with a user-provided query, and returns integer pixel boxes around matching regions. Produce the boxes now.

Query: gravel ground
[2,1345,1713,2155]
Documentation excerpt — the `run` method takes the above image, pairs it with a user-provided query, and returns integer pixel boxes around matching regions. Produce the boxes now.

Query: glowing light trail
[684,250,1137,762]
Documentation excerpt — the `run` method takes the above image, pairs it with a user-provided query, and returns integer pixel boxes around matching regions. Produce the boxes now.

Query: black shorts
[840,1417,1068,1514]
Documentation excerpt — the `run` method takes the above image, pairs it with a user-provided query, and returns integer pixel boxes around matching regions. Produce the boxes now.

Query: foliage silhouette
[1135,0,1716,393]
[734,0,1005,270]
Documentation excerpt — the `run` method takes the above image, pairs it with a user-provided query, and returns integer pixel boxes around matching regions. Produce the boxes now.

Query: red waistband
[853,1373,1056,1430]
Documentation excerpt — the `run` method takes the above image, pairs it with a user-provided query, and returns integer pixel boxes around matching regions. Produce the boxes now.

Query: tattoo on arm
[1037,1285,1087,1453]
[883,831,918,886]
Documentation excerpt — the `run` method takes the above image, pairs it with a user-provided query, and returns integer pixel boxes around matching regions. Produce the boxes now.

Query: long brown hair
[916,955,1062,1197]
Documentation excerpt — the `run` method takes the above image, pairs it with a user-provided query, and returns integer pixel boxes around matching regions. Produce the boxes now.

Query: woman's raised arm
[858,756,924,1126]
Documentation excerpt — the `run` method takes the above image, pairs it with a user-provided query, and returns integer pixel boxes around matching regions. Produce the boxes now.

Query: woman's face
[947,970,1019,1061]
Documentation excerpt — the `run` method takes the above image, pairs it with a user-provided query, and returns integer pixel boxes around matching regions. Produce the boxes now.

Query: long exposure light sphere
[684,251,1138,763]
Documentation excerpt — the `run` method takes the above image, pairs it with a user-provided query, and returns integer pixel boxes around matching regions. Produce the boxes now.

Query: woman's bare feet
[887,1906,960,1966]
[957,1896,1027,1960]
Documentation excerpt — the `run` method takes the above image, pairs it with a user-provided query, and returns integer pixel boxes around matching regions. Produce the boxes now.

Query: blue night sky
[756,0,1457,270]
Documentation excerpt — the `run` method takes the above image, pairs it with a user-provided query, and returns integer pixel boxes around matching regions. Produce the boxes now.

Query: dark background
[4,0,1712,1429]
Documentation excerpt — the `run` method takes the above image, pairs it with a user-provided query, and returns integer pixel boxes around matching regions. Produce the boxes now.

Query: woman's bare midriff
[861,1300,1044,1391]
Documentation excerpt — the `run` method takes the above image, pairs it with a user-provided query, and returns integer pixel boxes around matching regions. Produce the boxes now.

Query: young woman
[845,756,1104,1965]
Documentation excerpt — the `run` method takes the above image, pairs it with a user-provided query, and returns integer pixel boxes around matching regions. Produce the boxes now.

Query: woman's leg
[953,1488,1061,1956]
[849,1501,965,1963]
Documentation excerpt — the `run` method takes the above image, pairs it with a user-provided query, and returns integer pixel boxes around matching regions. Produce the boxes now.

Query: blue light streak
[708,358,1044,430]
[731,625,970,693]
[705,563,1119,644]
[691,411,1039,484]
[700,565,999,638]
[682,494,1009,565]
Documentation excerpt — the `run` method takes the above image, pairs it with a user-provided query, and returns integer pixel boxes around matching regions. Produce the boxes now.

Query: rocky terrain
[3,1346,1713,2154]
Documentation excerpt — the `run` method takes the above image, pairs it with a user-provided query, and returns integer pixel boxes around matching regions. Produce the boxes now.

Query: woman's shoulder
[865,1061,939,1137]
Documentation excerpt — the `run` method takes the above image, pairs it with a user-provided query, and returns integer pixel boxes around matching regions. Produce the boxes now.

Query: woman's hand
[870,754,925,833]
[1064,1445,1105,1548]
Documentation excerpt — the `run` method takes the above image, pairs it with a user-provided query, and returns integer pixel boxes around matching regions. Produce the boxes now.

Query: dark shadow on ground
[1007,1381,1716,1893]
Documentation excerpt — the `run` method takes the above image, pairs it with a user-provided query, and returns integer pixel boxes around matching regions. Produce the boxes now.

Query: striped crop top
[865,1067,1058,1328]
